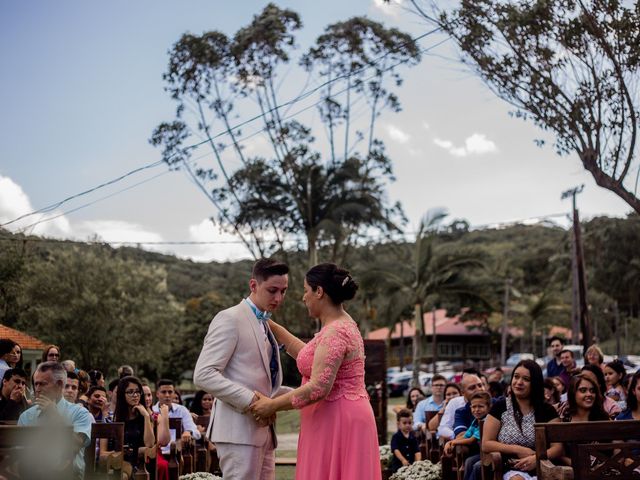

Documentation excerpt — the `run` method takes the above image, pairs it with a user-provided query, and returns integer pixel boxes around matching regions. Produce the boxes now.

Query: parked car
[387,371,431,397]
[505,353,535,367]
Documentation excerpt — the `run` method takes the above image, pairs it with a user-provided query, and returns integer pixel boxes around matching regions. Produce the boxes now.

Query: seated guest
[604,360,627,411]
[429,383,461,434]
[0,339,22,380]
[0,368,28,420]
[562,374,609,422]
[190,390,214,426]
[558,349,579,388]
[110,376,155,479]
[546,336,566,378]
[488,367,507,387]
[142,383,154,415]
[483,360,562,480]
[414,374,447,431]
[64,371,80,404]
[550,376,567,402]
[18,361,93,480]
[118,365,134,378]
[88,369,106,388]
[61,359,76,374]
[584,344,604,370]
[390,408,421,473]
[581,364,621,418]
[489,381,505,400]
[405,387,425,413]
[172,388,183,406]
[86,386,109,422]
[76,369,91,404]
[41,344,61,363]
[451,375,487,440]
[152,379,201,446]
[616,371,640,421]
[106,378,119,422]
[543,378,560,408]
[444,391,491,480]
[558,374,609,467]
[437,369,481,440]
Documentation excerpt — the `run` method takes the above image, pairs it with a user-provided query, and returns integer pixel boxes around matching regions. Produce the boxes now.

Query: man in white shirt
[152,379,201,454]
[436,369,484,440]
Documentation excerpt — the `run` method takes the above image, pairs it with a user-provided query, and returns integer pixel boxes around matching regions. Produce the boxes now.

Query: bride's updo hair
[305,263,359,305]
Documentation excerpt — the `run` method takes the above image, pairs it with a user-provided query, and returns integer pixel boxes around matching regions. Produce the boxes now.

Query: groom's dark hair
[252,258,289,281]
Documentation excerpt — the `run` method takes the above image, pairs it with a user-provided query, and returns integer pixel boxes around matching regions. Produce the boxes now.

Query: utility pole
[561,185,591,350]
[432,307,437,374]
[614,301,621,357]
[500,278,512,366]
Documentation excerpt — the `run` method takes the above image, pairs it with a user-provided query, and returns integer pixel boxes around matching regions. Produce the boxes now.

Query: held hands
[249,391,277,424]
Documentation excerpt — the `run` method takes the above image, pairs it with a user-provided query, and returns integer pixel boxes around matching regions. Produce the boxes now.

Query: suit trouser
[216,435,275,480]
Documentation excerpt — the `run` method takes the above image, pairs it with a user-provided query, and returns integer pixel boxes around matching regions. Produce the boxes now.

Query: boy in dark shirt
[390,408,421,472]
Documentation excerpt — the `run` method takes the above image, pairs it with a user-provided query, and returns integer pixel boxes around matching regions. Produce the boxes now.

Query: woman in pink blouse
[251,263,381,480]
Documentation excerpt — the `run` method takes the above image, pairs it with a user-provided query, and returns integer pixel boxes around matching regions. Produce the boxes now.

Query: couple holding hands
[193,259,381,480]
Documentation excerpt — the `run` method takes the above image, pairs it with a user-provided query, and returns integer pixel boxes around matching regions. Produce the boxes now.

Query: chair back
[84,422,125,480]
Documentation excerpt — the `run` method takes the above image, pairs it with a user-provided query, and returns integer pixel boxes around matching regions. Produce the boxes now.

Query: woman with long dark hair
[250,263,381,480]
[581,364,621,418]
[112,376,155,478]
[482,360,562,480]
[406,387,425,412]
[563,374,609,422]
[616,372,640,421]
[0,339,22,380]
[190,390,213,417]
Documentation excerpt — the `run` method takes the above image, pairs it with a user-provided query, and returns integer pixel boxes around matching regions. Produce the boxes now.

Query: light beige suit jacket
[193,300,285,446]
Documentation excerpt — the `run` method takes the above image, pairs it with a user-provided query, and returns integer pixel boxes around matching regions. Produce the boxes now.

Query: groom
[194,258,289,480]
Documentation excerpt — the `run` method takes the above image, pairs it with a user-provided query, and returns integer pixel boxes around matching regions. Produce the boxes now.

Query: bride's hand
[250,391,277,420]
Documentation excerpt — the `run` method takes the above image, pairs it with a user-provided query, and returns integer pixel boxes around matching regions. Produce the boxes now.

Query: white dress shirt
[436,395,465,440]
[152,402,201,454]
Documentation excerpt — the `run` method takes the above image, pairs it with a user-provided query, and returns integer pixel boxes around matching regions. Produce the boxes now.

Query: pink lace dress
[292,318,381,480]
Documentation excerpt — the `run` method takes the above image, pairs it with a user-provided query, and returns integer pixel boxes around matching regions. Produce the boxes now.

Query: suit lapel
[240,301,272,381]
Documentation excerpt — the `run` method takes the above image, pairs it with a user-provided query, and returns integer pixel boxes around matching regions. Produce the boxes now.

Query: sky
[0,0,633,262]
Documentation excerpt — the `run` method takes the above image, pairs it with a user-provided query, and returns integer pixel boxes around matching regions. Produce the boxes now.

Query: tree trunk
[307,230,318,268]
[412,303,422,387]
[431,307,437,374]
[399,319,405,371]
[500,279,511,365]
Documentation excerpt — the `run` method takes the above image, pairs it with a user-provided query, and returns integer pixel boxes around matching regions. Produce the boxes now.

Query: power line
[0,211,574,246]
[0,28,441,231]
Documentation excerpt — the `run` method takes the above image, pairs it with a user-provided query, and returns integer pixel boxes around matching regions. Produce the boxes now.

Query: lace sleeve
[291,324,348,409]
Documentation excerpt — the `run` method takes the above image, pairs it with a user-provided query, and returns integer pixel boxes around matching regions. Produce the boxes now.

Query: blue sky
[0,1,632,261]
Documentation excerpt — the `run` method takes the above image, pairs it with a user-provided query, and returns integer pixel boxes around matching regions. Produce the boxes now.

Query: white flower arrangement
[389,459,442,480]
[379,444,393,466]
[178,473,222,480]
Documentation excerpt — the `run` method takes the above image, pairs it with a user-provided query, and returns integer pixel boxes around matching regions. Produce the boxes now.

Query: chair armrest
[539,459,574,480]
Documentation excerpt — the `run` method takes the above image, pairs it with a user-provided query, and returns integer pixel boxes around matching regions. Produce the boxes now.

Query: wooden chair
[85,422,125,480]
[0,424,75,479]
[478,419,502,480]
[424,411,441,462]
[535,419,640,480]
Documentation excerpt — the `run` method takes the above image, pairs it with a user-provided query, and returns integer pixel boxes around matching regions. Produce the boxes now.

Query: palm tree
[374,210,489,386]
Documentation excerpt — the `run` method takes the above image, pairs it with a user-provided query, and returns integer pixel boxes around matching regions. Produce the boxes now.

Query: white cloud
[80,220,163,244]
[386,124,411,144]
[422,122,430,130]
[0,175,71,236]
[371,0,403,16]
[187,218,253,262]
[433,133,498,157]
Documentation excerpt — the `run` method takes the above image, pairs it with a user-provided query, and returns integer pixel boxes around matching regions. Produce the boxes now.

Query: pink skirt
[296,396,381,480]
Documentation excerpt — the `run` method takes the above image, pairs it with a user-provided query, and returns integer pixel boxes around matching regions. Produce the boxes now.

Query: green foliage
[15,245,182,378]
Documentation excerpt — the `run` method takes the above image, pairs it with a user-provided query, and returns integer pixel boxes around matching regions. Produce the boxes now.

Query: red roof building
[367,309,492,366]
[0,324,48,375]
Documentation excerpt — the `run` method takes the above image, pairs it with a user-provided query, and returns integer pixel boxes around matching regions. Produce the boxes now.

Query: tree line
[1,213,638,382]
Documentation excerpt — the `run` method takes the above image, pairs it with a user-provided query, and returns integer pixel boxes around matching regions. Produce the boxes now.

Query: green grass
[275,409,301,435]
[275,465,296,479]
